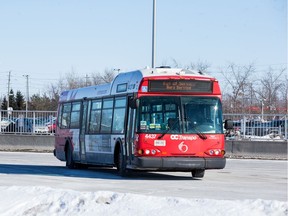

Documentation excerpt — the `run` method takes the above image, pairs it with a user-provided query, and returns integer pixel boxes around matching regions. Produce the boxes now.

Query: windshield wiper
[184,117,207,140]
[158,118,179,139]
[158,129,169,139]
[190,124,207,140]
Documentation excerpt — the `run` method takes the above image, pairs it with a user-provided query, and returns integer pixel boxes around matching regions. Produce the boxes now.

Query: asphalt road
[0,152,287,201]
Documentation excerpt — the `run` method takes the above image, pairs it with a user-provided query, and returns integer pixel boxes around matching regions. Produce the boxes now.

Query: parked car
[34,118,50,134]
[224,120,241,139]
[0,118,15,130]
[2,118,33,133]
[46,118,56,133]
[1,119,16,133]
[15,118,33,133]
[249,119,287,137]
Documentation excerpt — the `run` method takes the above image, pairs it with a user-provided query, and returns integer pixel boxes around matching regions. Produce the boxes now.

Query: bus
[54,67,233,178]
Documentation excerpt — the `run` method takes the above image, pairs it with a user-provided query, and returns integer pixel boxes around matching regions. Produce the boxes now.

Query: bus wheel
[66,144,75,169]
[191,169,205,178]
[117,146,127,177]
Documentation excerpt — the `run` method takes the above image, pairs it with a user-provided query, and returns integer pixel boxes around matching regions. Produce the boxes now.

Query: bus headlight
[137,148,160,156]
[145,149,150,155]
[205,149,225,156]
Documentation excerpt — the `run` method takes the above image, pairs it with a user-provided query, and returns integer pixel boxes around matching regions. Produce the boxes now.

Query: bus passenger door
[79,100,88,162]
[125,101,136,165]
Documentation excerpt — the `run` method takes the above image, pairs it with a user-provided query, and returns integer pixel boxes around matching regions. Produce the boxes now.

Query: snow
[0,186,287,216]
[0,152,287,215]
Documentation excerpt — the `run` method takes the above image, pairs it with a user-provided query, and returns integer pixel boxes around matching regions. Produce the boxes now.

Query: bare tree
[187,60,211,73]
[281,73,288,114]
[90,69,116,85]
[170,58,181,68]
[46,68,116,96]
[165,58,211,73]
[40,68,116,110]
[254,67,287,115]
[220,63,256,113]
[65,71,86,89]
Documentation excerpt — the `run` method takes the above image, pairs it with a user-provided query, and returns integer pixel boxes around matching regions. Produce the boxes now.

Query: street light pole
[152,0,156,68]
[261,100,264,121]
[23,75,29,118]
[7,71,11,111]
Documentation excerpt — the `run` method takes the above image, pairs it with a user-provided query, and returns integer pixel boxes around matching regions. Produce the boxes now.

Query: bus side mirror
[129,98,139,109]
[224,119,233,130]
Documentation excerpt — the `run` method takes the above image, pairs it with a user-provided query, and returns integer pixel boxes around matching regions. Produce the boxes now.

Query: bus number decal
[145,134,157,139]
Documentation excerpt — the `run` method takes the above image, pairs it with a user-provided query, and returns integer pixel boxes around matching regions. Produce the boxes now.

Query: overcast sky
[0,0,287,97]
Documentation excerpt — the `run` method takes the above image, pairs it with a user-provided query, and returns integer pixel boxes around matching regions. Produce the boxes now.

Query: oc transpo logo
[170,134,197,140]
[170,135,179,140]
[178,141,188,153]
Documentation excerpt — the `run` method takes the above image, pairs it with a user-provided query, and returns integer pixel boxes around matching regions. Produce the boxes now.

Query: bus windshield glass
[138,96,223,134]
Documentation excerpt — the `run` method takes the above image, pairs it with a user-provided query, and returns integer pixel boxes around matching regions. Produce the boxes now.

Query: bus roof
[59,67,216,102]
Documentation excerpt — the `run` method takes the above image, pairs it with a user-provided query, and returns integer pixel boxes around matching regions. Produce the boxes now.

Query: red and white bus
[54,67,232,178]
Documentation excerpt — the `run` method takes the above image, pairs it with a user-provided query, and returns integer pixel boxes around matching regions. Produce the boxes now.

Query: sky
[0,186,287,216]
[0,0,287,98]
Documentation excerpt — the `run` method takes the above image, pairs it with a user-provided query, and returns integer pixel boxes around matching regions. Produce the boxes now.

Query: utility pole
[152,0,156,68]
[286,74,288,115]
[7,71,11,111]
[23,75,29,117]
[85,74,89,86]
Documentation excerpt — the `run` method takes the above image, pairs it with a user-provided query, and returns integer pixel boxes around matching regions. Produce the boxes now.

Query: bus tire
[66,143,75,169]
[116,145,128,177]
[191,169,205,178]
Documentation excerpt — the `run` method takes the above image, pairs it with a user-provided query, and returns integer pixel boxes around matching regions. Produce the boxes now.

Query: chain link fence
[0,110,287,141]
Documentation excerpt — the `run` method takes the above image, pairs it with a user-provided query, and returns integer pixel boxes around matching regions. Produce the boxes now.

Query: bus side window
[57,105,63,128]
[112,97,126,133]
[61,103,71,128]
[89,100,102,133]
[100,98,114,133]
[70,102,81,128]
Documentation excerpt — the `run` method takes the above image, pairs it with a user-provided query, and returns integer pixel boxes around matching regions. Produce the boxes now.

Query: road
[0,152,287,201]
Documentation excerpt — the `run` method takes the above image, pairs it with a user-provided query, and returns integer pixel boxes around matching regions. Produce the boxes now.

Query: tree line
[0,69,116,111]
[219,63,287,114]
[1,63,287,115]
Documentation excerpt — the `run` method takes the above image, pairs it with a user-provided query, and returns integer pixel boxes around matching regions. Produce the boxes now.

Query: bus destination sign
[148,80,212,93]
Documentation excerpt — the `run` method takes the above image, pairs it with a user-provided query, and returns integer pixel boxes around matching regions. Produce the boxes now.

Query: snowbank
[0,186,287,216]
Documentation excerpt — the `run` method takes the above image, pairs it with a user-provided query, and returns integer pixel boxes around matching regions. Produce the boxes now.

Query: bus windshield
[137,96,223,134]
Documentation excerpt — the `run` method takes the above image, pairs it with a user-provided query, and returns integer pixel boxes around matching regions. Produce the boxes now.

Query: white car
[0,119,15,130]
[34,125,49,133]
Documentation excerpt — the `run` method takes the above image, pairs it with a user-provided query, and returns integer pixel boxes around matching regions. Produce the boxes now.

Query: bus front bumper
[130,156,226,171]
